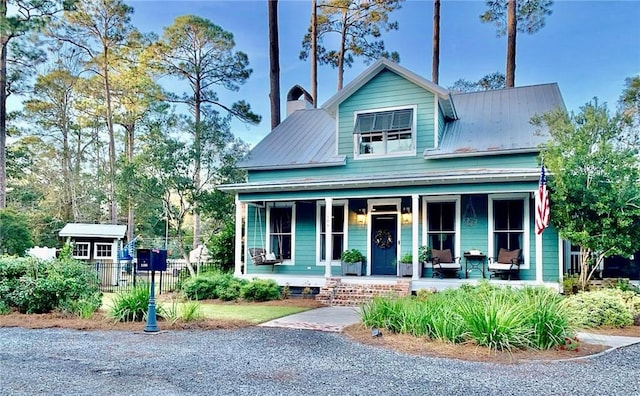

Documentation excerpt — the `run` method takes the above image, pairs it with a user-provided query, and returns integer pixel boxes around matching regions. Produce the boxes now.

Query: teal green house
[221,59,566,294]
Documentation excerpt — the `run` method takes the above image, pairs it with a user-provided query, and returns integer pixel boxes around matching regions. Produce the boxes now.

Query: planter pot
[399,263,413,277]
[341,261,364,276]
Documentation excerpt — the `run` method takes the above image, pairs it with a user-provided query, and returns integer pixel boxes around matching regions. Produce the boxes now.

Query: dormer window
[353,106,416,158]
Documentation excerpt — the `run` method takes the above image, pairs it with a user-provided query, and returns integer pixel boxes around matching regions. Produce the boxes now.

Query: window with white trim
[354,107,415,157]
[268,205,293,260]
[493,199,524,253]
[94,243,113,259]
[426,202,456,255]
[319,204,346,262]
[72,242,90,259]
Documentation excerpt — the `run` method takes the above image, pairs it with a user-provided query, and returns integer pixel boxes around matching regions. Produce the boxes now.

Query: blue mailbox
[136,248,167,271]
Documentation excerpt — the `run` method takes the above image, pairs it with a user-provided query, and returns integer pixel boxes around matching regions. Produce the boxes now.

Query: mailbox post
[136,248,167,333]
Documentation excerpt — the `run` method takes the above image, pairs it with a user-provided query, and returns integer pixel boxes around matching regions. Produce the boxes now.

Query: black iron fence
[91,260,217,294]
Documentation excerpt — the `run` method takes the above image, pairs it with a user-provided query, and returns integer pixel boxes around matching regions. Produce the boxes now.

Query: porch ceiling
[219,168,541,194]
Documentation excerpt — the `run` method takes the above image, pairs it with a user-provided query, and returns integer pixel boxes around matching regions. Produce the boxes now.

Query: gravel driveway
[1,327,639,396]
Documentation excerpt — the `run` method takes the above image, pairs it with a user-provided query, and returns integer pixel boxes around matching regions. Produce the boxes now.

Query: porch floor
[236,273,559,292]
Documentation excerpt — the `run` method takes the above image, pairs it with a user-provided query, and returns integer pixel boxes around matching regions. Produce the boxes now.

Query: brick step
[316,277,411,306]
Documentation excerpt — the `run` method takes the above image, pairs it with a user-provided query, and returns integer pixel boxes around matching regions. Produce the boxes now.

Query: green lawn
[101,293,313,324]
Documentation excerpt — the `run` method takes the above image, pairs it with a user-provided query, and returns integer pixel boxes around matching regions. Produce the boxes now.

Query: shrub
[565,289,634,328]
[181,276,218,300]
[0,300,10,315]
[0,258,101,315]
[180,272,248,301]
[240,279,281,302]
[109,283,152,322]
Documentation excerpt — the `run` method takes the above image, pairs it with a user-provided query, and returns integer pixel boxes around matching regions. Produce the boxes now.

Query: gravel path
[1,327,639,396]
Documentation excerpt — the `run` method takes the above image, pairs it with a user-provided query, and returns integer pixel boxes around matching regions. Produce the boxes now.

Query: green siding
[244,192,560,280]
[239,180,538,202]
[247,153,538,183]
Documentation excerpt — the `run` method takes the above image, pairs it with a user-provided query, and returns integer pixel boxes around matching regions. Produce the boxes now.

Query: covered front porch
[231,187,562,286]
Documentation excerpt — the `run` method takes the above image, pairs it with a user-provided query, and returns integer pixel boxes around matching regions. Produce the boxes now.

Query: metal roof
[425,83,565,159]
[220,167,541,194]
[237,108,346,170]
[322,58,457,120]
[59,223,127,239]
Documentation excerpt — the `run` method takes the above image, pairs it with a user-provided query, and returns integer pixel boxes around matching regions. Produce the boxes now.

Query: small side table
[463,253,486,279]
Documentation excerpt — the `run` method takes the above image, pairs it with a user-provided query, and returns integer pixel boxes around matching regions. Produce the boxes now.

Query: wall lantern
[401,206,412,224]
[356,208,367,226]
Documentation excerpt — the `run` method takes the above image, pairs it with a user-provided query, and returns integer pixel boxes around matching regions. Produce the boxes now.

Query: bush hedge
[179,272,280,302]
[0,256,102,316]
[565,289,635,328]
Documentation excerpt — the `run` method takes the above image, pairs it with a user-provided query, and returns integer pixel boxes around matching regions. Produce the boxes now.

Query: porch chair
[488,248,521,280]
[431,248,462,279]
[249,248,282,271]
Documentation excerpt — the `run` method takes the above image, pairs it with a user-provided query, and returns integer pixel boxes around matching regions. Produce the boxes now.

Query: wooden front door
[371,215,397,275]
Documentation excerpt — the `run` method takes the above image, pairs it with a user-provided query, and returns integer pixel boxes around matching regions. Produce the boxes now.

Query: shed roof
[237,108,345,170]
[59,223,127,239]
[425,83,565,159]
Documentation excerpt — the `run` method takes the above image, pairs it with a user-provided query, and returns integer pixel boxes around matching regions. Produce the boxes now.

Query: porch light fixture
[401,207,412,224]
[356,208,367,226]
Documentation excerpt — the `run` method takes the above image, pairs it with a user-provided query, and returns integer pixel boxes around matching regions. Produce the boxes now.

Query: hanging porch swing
[248,203,282,269]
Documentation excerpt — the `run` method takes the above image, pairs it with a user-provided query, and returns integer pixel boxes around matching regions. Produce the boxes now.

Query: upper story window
[353,106,416,158]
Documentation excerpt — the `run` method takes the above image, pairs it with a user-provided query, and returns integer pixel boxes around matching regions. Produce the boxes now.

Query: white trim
[234,196,243,276]
[488,193,530,270]
[315,200,348,267]
[367,198,401,276]
[221,169,542,193]
[411,194,420,279]
[266,202,296,265]
[334,106,340,157]
[353,104,418,159]
[434,100,439,148]
[422,195,462,264]
[72,241,90,259]
[558,234,564,291]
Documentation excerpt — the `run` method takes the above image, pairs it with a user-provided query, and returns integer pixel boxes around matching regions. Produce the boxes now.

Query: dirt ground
[1,297,638,364]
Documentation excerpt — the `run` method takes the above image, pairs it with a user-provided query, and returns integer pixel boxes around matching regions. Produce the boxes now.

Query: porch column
[535,230,543,284]
[234,195,243,277]
[412,194,420,280]
[324,197,333,277]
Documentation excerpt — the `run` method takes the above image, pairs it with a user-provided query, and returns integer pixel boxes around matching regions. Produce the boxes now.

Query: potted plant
[419,246,432,263]
[341,248,365,276]
[418,246,432,277]
[399,252,413,277]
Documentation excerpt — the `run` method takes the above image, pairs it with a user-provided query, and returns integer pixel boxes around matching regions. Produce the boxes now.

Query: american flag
[535,165,550,235]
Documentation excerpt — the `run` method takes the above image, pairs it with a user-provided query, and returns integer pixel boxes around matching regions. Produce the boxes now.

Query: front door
[371,215,397,275]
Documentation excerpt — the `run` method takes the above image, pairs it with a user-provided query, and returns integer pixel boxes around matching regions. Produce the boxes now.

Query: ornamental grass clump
[361,282,575,352]
[456,287,531,351]
[519,286,572,349]
[108,283,152,322]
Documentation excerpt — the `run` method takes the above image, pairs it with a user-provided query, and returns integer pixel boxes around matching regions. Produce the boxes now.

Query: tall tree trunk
[431,0,440,84]
[126,124,134,242]
[337,9,348,91]
[103,49,117,223]
[311,0,317,107]
[0,0,7,209]
[268,0,281,129]
[193,83,201,251]
[506,0,516,88]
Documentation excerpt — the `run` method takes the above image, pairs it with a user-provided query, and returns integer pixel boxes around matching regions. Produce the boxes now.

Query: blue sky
[127,0,640,146]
